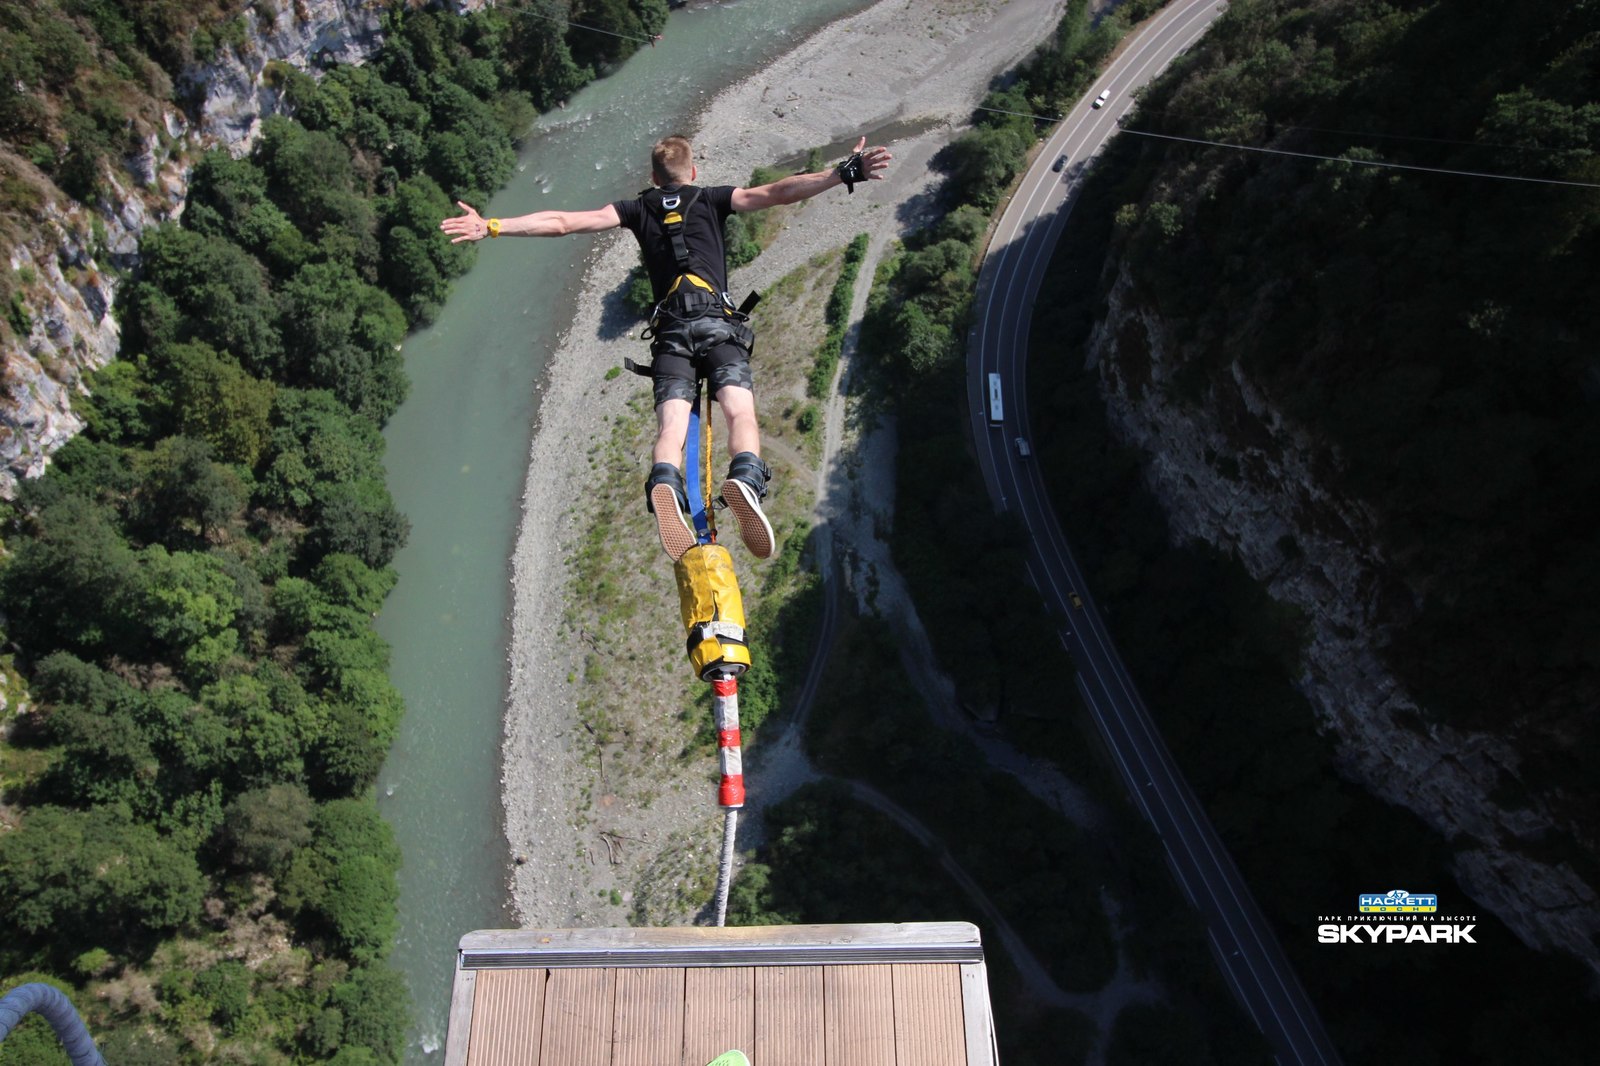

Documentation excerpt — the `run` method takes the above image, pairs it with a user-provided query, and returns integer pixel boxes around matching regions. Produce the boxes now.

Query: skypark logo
[1359,888,1438,913]
[1318,923,1475,945]
[1317,889,1477,946]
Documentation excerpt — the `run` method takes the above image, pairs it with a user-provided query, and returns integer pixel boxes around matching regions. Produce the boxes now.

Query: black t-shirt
[612,184,737,301]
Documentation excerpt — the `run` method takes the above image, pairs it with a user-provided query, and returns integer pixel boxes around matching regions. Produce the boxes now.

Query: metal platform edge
[456,920,985,971]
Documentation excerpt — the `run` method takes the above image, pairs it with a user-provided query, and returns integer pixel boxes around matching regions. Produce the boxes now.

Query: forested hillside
[1077,0,1599,893]
[0,2,665,1061]
[1110,0,1599,741]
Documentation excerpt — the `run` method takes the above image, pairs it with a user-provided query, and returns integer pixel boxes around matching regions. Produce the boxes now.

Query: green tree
[379,173,473,320]
[893,301,955,375]
[132,435,246,542]
[331,964,409,1066]
[135,544,242,679]
[126,224,284,379]
[42,697,161,814]
[0,494,143,655]
[256,118,378,272]
[183,149,312,277]
[258,388,388,511]
[77,359,155,444]
[220,783,316,875]
[0,805,207,945]
[280,797,402,948]
[562,0,667,72]
[162,341,277,466]
[314,553,399,615]
[310,477,410,570]
[502,9,589,109]
[942,124,1030,209]
[204,671,311,784]
[277,260,409,419]
[192,959,253,1033]
[14,436,138,513]
[424,80,515,193]
[380,224,450,323]
[323,855,399,961]
[307,699,393,796]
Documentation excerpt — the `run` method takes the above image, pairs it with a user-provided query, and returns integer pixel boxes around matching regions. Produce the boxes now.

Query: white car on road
[1093,89,1111,108]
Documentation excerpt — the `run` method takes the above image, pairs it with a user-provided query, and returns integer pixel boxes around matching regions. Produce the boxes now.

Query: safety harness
[626,186,759,378]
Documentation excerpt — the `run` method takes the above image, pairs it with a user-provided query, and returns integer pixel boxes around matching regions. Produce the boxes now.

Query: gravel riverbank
[502,0,1067,928]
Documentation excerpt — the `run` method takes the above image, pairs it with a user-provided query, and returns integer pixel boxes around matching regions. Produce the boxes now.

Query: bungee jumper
[440,132,891,561]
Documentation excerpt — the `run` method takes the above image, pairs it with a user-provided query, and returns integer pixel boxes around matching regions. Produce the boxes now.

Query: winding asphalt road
[965,1,1344,1063]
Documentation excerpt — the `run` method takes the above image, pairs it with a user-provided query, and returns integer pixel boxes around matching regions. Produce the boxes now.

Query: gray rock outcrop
[0,0,488,496]
[1088,263,1600,973]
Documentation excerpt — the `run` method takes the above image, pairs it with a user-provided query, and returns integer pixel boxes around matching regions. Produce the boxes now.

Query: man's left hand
[851,136,893,183]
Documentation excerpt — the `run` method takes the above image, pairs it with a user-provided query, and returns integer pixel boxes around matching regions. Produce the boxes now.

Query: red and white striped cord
[711,675,744,927]
[711,676,745,809]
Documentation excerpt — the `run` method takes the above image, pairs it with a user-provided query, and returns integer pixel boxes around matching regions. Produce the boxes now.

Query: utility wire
[1138,110,1562,156]
[526,8,661,46]
[974,104,1064,123]
[970,105,1600,189]
[1118,127,1600,189]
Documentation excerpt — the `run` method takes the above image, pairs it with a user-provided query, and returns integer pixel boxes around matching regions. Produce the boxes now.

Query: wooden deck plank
[612,967,687,1066]
[468,968,545,1066]
[683,967,755,1066]
[540,968,616,1066]
[824,964,896,1066]
[753,966,825,1066]
[891,965,966,1066]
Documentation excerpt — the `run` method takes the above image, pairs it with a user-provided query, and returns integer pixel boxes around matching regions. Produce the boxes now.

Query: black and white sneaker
[645,463,696,562]
[720,451,775,559]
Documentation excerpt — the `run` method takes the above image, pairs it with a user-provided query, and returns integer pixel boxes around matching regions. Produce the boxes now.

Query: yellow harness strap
[666,272,720,298]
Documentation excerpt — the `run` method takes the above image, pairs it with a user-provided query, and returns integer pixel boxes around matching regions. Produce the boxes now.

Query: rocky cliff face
[0,0,485,498]
[1086,265,1600,972]
[2,144,186,494]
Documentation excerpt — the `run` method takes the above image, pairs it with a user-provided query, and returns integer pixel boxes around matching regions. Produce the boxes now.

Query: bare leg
[654,397,692,464]
[714,384,761,459]
[648,397,696,561]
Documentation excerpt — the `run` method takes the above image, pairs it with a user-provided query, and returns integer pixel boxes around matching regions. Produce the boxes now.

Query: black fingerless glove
[834,151,866,193]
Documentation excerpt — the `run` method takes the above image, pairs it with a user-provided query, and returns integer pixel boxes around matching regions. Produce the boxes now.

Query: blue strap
[683,384,711,542]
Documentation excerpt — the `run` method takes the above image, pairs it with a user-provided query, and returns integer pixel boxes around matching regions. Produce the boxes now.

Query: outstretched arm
[730,137,892,213]
[440,200,623,243]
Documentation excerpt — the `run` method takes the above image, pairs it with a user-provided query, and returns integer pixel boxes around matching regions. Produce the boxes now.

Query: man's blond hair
[651,135,694,185]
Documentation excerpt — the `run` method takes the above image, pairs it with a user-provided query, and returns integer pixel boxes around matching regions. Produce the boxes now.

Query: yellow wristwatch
[486,218,502,238]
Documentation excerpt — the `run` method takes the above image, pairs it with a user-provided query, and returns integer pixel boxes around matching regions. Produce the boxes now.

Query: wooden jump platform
[445,921,998,1066]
